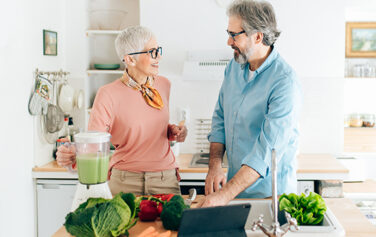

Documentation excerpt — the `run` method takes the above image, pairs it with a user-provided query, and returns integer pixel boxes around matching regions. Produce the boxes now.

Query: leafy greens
[64,192,137,237]
[279,192,327,225]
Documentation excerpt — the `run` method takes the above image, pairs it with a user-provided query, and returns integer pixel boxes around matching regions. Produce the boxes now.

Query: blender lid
[74,131,111,143]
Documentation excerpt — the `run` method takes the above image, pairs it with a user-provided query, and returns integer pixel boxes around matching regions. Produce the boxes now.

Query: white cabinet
[36,179,78,237]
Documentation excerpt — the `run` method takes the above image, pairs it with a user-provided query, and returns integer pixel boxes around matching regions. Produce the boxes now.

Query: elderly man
[202,0,302,207]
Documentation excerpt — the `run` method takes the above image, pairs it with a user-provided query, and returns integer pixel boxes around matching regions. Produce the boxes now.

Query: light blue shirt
[208,47,302,198]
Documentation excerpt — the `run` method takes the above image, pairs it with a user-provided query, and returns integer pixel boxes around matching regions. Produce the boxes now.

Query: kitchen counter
[52,197,376,237]
[343,179,376,194]
[33,153,349,180]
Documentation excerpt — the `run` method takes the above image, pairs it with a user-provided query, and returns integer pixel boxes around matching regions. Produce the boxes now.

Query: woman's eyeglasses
[128,46,162,59]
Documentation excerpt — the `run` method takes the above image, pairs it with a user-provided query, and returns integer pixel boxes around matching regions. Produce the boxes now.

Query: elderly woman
[56,26,187,195]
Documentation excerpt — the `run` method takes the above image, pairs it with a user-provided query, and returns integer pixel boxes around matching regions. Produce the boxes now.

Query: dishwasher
[36,179,78,237]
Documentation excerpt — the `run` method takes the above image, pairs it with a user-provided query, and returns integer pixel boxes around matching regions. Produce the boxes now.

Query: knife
[184,188,197,206]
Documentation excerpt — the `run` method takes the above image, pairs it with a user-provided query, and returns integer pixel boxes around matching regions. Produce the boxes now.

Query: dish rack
[195,118,211,153]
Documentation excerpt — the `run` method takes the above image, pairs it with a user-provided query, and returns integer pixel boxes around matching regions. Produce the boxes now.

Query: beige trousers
[108,168,181,196]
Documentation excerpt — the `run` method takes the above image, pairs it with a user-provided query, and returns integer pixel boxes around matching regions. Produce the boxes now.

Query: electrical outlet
[297,181,314,196]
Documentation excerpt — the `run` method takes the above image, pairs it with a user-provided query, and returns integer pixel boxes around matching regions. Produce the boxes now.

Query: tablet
[178,203,251,237]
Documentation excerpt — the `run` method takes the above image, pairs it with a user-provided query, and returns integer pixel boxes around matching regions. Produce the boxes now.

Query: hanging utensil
[44,73,64,133]
[41,115,58,144]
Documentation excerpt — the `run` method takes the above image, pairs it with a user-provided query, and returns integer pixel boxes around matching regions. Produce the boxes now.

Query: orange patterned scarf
[121,71,164,110]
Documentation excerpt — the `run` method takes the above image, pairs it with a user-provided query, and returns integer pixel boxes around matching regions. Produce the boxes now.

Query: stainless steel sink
[229,200,345,237]
[189,152,228,168]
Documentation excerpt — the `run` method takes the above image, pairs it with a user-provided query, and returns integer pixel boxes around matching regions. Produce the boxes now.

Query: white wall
[0,1,38,236]
[32,0,88,167]
[140,0,345,154]
[0,0,71,236]
[31,0,66,167]
[344,0,376,116]
[343,0,376,179]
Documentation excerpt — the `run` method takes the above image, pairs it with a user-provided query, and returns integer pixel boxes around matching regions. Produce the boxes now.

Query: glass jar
[349,113,363,127]
[353,65,363,77]
[344,114,351,127]
[362,114,375,127]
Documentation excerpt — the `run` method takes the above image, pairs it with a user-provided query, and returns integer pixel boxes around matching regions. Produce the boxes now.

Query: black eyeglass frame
[128,46,162,59]
[226,30,246,41]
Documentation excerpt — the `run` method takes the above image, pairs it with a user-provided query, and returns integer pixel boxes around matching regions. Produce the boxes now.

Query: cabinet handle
[42,184,60,189]
[178,182,206,186]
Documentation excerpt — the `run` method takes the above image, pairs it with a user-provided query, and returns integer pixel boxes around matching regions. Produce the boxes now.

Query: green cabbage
[279,192,327,225]
[64,192,137,237]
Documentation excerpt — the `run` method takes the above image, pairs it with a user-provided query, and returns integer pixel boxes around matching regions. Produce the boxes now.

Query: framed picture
[346,22,376,57]
[43,30,57,56]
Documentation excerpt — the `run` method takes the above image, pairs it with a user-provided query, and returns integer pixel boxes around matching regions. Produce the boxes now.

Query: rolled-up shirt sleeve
[88,88,113,133]
[241,74,301,179]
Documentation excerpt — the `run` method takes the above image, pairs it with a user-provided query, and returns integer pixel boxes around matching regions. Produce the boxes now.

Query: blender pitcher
[69,131,113,211]
[74,131,111,185]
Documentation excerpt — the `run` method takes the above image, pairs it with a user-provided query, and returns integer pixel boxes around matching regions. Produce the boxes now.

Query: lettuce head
[64,192,137,237]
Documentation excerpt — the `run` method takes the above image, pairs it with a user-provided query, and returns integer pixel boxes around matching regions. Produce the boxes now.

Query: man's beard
[232,45,253,68]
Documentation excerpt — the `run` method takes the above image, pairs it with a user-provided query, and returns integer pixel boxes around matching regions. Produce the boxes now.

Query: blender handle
[62,142,77,173]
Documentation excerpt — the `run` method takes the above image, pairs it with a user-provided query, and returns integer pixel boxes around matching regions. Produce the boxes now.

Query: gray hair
[115,26,155,67]
[227,0,280,46]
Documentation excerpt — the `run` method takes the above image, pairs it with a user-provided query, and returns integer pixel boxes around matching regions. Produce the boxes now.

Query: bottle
[68,117,76,141]
[54,116,69,159]
[61,116,70,140]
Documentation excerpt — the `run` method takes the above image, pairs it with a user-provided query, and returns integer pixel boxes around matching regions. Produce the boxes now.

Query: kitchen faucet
[251,149,299,237]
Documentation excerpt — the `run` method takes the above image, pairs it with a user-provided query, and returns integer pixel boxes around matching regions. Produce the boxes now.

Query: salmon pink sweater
[88,77,177,173]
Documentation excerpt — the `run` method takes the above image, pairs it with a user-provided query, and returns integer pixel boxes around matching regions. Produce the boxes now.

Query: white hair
[227,0,281,46]
[115,26,155,67]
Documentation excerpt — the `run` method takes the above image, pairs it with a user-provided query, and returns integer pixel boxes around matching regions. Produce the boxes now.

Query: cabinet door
[37,183,77,237]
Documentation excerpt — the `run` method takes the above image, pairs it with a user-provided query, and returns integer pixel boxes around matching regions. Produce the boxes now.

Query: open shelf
[345,77,376,79]
[344,127,376,152]
[87,70,123,75]
[86,30,121,36]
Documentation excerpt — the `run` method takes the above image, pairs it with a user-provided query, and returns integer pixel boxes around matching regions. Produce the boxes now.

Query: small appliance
[69,131,113,211]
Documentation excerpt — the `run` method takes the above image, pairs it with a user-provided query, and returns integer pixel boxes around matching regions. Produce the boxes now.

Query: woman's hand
[56,137,76,167]
[168,124,188,142]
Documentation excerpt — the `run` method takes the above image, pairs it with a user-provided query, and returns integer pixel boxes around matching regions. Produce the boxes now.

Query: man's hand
[168,124,188,142]
[205,142,226,195]
[202,165,261,207]
[199,190,232,207]
[205,164,226,195]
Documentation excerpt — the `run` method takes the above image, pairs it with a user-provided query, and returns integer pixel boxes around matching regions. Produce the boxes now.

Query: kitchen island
[34,153,350,236]
[33,153,349,180]
[52,197,376,237]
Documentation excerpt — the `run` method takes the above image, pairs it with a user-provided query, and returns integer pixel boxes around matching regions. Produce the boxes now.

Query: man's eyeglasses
[226,30,246,41]
[128,46,162,59]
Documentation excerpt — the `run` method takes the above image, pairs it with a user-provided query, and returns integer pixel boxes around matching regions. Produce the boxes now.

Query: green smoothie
[76,153,110,184]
